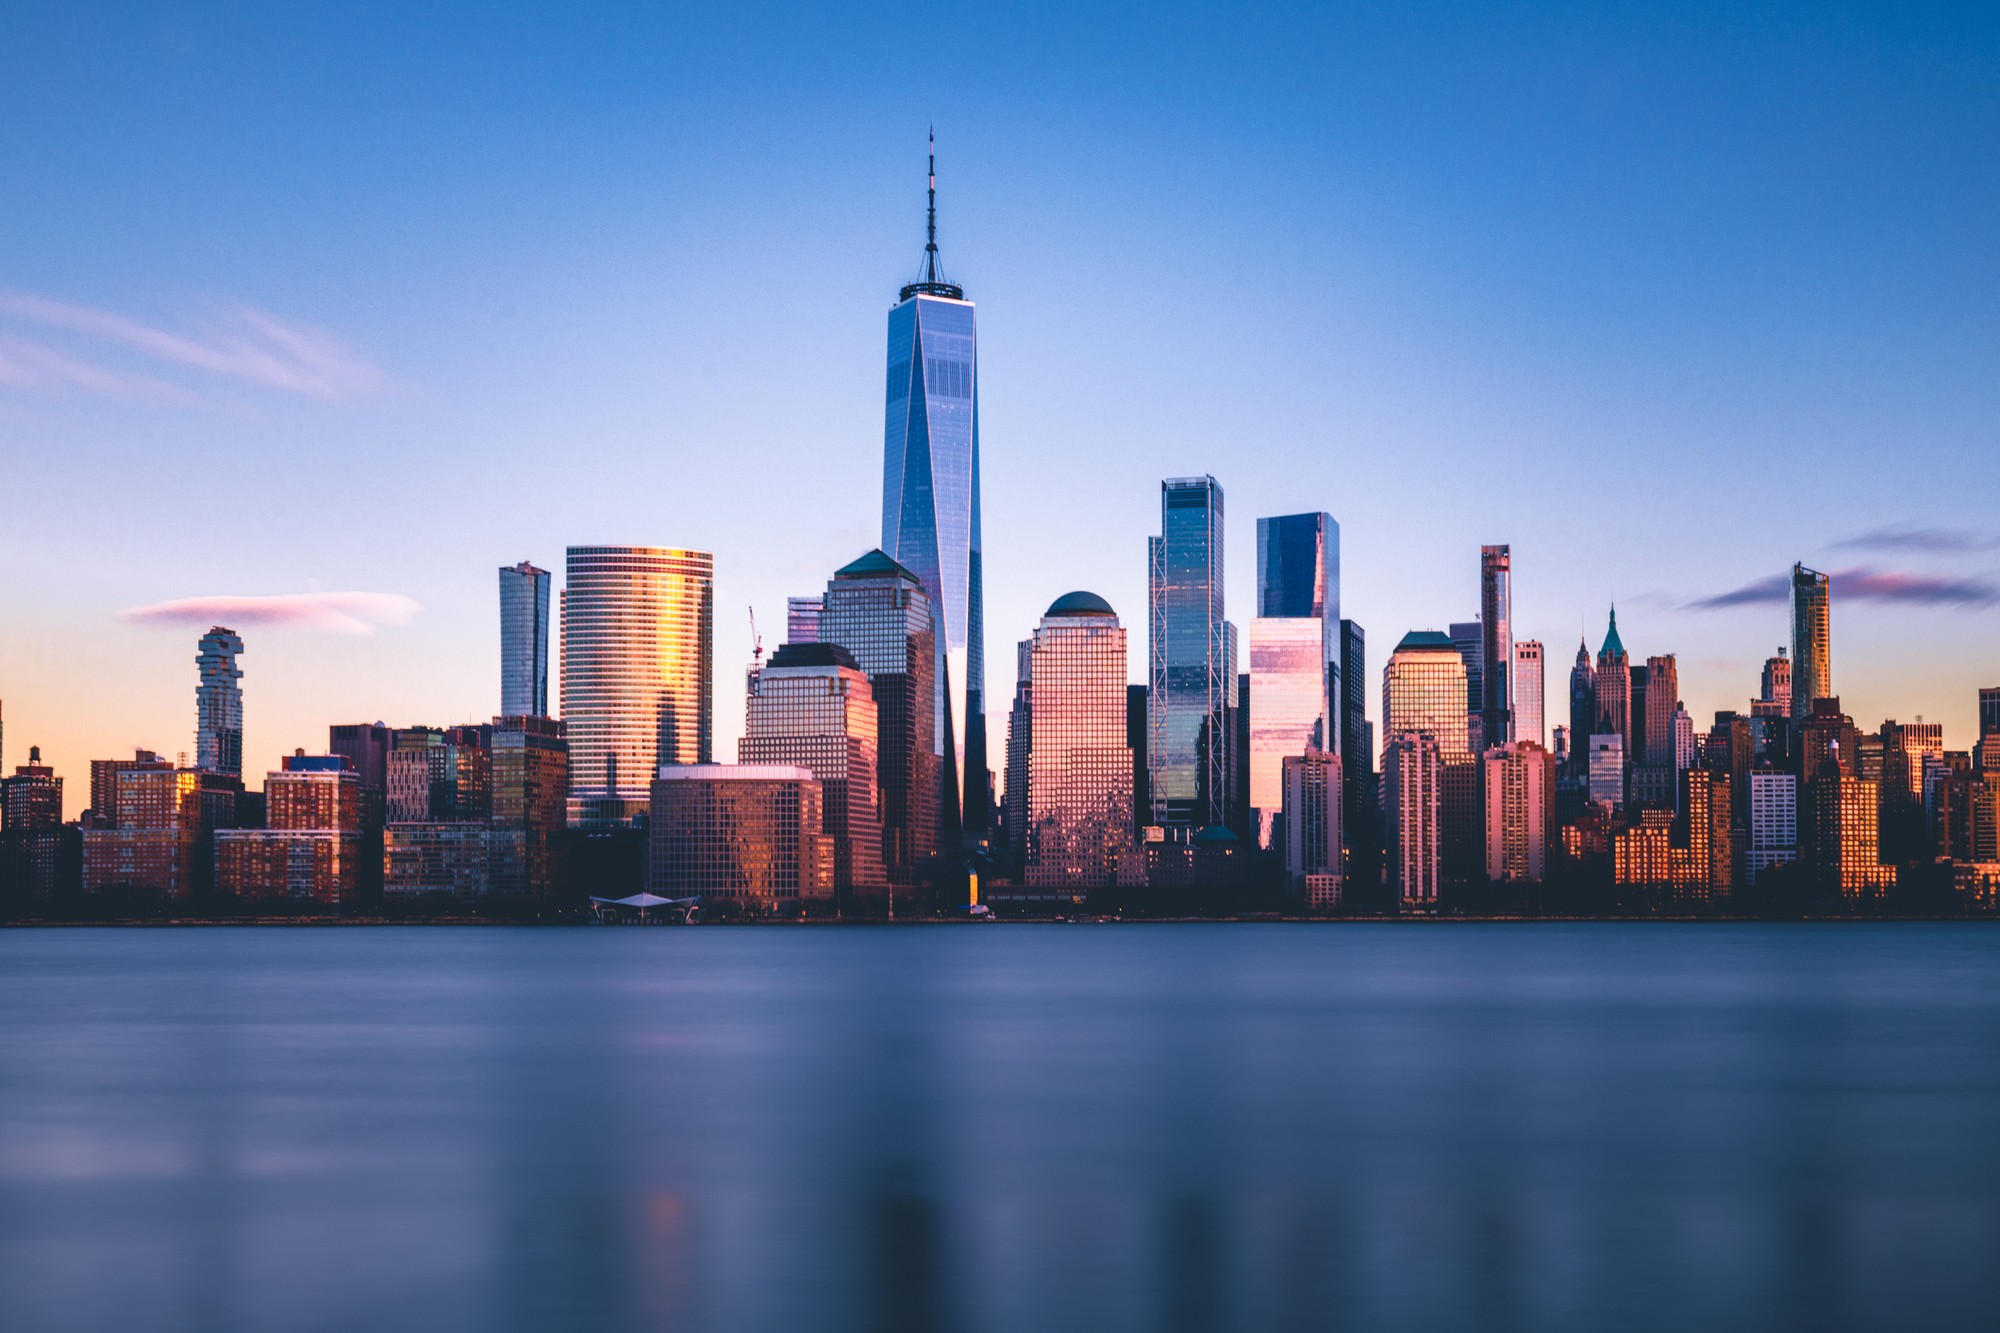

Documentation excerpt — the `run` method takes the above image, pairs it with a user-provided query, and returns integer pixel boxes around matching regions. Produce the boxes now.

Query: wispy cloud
[0,291,389,401]
[1831,524,2000,554]
[1687,567,2000,611]
[119,592,421,636]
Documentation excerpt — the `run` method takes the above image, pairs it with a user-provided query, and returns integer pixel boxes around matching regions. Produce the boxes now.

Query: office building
[1673,704,1697,772]
[1382,632,1471,759]
[1594,609,1631,757]
[1127,684,1150,837]
[1383,731,1441,909]
[1256,511,1341,739]
[387,728,458,822]
[1982,687,2000,739]
[1643,655,1679,768]
[1484,741,1553,883]
[818,549,939,883]
[1025,593,1133,890]
[328,723,391,795]
[1790,564,1832,719]
[647,765,834,908]
[1248,617,1327,849]
[195,626,244,777]
[1480,545,1513,746]
[560,545,714,826]
[492,715,568,896]
[882,139,987,839]
[499,560,552,717]
[1567,639,1595,777]
[1936,770,2000,863]
[1748,771,1798,882]
[1449,620,1485,753]
[1806,771,1894,896]
[740,642,887,896]
[1001,640,1032,873]
[1588,734,1625,810]
[1281,748,1341,907]
[384,823,527,896]
[1149,476,1234,829]
[1514,640,1544,748]
[786,596,823,644]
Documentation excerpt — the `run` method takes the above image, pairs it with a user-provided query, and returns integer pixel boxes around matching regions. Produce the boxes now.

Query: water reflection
[1,925,1998,1332]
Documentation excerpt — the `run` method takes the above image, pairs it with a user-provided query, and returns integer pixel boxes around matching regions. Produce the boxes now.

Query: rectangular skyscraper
[1149,476,1233,829]
[1790,564,1831,720]
[195,627,244,778]
[1449,621,1484,754]
[1514,640,1545,748]
[1480,546,1513,747]
[1025,592,1133,889]
[786,597,823,645]
[881,138,986,841]
[560,545,714,827]
[499,561,552,718]
[1255,513,1341,742]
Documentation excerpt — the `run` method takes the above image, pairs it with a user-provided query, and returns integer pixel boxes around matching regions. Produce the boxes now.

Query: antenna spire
[901,128,964,302]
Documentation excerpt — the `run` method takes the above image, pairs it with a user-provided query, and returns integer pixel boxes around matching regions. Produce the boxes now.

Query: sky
[2,1,1998,816]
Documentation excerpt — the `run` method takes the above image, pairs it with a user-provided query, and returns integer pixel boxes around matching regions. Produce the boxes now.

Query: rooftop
[833,548,920,583]
[1044,590,1116,619]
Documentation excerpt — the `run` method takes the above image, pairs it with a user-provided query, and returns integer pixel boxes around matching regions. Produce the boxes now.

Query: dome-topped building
[1045,591,1116,619]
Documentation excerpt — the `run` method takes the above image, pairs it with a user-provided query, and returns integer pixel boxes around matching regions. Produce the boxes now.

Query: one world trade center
[882,135,986,844]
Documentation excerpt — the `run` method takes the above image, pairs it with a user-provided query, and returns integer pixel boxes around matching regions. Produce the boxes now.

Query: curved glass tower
[882,136,985,842]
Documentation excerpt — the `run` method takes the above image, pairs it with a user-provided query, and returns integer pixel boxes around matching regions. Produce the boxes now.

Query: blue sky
[2,2,1997,810]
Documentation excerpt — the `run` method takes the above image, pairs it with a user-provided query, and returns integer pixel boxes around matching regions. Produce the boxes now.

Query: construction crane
[748,606,764,668]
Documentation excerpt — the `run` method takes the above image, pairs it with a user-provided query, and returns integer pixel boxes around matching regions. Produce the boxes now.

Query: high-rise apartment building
[1149,476,1234,829]
[740,642,887,898]
[1807,772,1894,896]
[647,765,834,909]
[1383,731,1441,909]
[882,138,986,840]
[82,765,236,898]
[1757,649,1792,718]
[195,626,244,777]
[492,715,568,896]
[387,728,458,823]
[1643,655,1679,768]
[499,561,552,718]
[215,754,364,904]
[88,750,170,826]
[1790,564,1831,719]
[1982,687,2000,738]
[1480,545,1513,747]
[1513,640,1545,749]
[560,545,714,826]
[1484,741,1553,883]
[1588,734,1625,810]
[1748,770,1798,883]
[328,724,390,795]
[1022,593,1133,890]
[818,549,938,885]
[0,747,64,900]
[1281,749,1341,907]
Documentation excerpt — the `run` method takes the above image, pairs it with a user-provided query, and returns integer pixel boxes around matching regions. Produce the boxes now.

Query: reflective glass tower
[882,135,986,842]
[195,626,244,778]
[1789,563,1831,720]
[1249,511,1340,848]
[499,560,551,717]
[1480,545,1513,747]
[1026,592,1133,888]
[1149,476,1234,829]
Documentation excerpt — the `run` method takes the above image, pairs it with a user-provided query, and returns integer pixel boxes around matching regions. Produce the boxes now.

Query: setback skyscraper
[1149,475,1234,829]
[499,561,552,717]
[195,627,244,778]
[560,545,714,826]
[1790,564,1831,720]
[882,136,986,841]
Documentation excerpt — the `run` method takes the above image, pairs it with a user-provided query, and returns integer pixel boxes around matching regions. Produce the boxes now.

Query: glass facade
[1026,594,1132,889]
[1790,564,1831,719]
[1382,633,1471,762]
[739,644,887,895]
[1248,618,1326,848]
[1513,640,1544,748]
[195,626,244,777]
[1480,545,1513,747]
[1256,511,1341,749]
[560,546,714,827]
[1148,476,1233,829]
[786,597,823,645]
[492,715,568,896]
[818,550,938,885]
[883,292,985,838]
[646,765,835,907]
[499,561,552,718]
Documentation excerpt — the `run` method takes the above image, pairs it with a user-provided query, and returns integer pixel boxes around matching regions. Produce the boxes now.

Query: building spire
[901,128,964,302]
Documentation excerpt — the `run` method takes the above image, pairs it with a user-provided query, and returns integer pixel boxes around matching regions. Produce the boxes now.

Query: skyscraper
[1149,476,1233,829]
[1025,592,1133,889]
[1790,564,1831,719]
[882,135,986,840]
[1449,620,1485,754]
[1513,640,1545,748]
[1643,655,1679,768]
[1594,609,1631,757]
[1757,648,1792,718]
[786,596,823,645]
[1256,513,1341,741]
[492,715,568,896]
[1567,639,1595,777]
[560,545,714,826]
[1001,639,1032,874]
[1281,749,1341,906]
[818,549,938,885]
[1382,632,1471,759]
[499,561,552,718]
[1383,731,1441,909]
[1248,618,1326,849]
[1484,741,1553,883]
[195,626,244,778]
[1980,686,2000,738]
[647,766,834,909]
[1480,545,1513,747]
[740,642,887,898]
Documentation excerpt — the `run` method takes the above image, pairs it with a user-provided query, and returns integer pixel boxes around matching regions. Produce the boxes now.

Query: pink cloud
[0,291,390,401]
[1687,567,1999,610]
[118,592,421,636]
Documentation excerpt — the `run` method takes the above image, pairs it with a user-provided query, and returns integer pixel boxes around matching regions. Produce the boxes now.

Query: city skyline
[5,6,2000,814]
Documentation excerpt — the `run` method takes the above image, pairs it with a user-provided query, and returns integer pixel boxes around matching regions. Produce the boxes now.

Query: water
[1,924,1997,1332]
